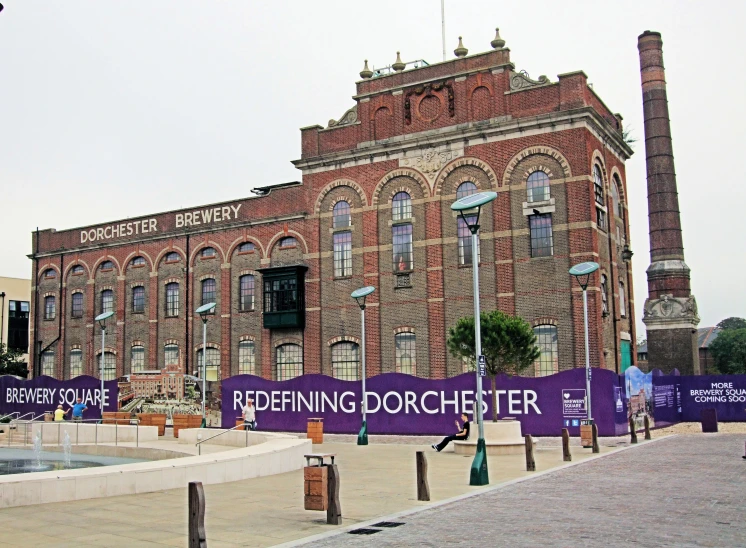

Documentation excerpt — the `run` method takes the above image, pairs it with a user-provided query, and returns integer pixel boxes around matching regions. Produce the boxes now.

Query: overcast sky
[1,1,744,336]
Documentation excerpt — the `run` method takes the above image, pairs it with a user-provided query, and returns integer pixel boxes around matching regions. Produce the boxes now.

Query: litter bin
[307,417,323,444]
[580,419,593,448]
[303,453,336,511]
[44,412,53,422]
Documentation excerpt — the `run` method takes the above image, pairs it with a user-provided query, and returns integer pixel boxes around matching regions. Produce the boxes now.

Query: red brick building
[28,31,636,384]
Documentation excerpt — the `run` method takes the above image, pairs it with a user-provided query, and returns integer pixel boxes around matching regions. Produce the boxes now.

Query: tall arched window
[164,344,179,367]
[71,292,84,318]
[69,348,82,378]
[593,165,606,230]
[101,289,114,314]
[331,342,359,380]
[533,325,558,377]
[41,350,55,376]
[619,281,626,317]
[456,182,480,265]
[165,283,180,317]
[601,274,609,316]
[527,171,550,203]
[132,286,145,313]
[332,200,351,228]
[276,344,303,381]
[612,175,624,220]
[395,332,416,375]
[44,295,56,320]
[391,192,412,221]
[238,340,255,375]
[196,347,220,381]
[239,275,255,311]
[201,278,216,308]
[131,345,145,372]
[333,231,352,277]
[98,351,116,380]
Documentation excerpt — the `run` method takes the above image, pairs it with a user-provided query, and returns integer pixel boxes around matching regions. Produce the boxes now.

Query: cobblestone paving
[307,434,746,547]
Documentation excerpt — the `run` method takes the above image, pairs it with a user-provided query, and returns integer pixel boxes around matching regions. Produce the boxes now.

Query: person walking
[242,397,257,431]
[432,412,470,452]
[71,398,87,422]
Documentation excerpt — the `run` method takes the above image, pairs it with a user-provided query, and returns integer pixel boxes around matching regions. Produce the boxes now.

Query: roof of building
[697,327,721,349]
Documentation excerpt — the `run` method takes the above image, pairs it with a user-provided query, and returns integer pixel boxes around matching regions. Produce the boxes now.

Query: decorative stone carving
[400,147,463,183]
[404,81,455,125]
[643,294,700,323]
[509,70,550,91]
[327,105,358,128]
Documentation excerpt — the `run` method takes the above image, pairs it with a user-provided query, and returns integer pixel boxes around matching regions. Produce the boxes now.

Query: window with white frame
[238,340,255,375]
[165,344,179,368]
[132,286,145,313]
[332,200,351,228]
[71,292,84,318]
[527,171,550,203]
[196,347,220,381]
[391,192,412,221]
[276,344,302,381]
[594,165,606,230]
[601,274,609,316]
[131,345,145,372]
[101,289,113,314]
[529,214,554,257]
[165,283,179,317]
[395,332,416,375]
[98,351,116,380]
[44,295,56,320]
[239,275,255,311]
[619,281,626,317]
[70,349,82,378]
[331,342,359,380]
[333,231,352,277]
[533,325,558,376]
[41,350,55,377]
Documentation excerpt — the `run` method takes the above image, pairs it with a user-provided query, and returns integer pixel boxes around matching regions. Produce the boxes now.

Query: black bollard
[561,428,572,462]
[525,435,536,471]
[327,464,342,525]
[416,451,430,501]
[188,482,207,548]
[644,415,652,440]
[629,416,638,444]
[591,423,600,454]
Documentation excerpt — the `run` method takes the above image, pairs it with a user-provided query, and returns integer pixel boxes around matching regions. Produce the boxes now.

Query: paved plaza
[304,434,746,548]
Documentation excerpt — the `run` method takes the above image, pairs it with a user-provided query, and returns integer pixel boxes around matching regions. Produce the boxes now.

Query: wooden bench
[102,412,131,425]
[172,414,202,438]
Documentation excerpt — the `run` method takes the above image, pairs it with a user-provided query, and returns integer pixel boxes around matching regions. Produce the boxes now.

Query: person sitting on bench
[432,412,470,452]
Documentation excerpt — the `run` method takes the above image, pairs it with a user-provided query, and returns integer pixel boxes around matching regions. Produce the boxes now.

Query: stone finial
[359,60,373,79]
[491,27,506,49]
[454,36,468,58]
[392,51,405,72]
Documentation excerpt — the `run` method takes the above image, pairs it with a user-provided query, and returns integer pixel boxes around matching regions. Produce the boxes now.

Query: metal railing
[6,417,141,448]
[0,412,20,422]
[195,424,251,455]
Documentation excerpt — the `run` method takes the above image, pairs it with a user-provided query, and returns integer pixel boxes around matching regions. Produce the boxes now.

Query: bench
[304,453,336,467]
[102,412,132,425]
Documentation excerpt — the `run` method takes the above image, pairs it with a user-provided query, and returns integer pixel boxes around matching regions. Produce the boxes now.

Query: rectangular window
[165,344,179,368]
[264,277,298,313]
[619,281,626,317]
[71,293,84,318]
[238,340,255,375]
[98,352,116,381]
[69,349,82,378]
[533,325,558,377]
[8,301,29,352]
[457,215,480,265]
[165,283,179,317]
[44,296,56,320]
[333,231,352,277]
[41,351,55,377]
[596,208,606,230]
[392,224,413,272]
[239,275,255,311]
[131,346,145,372]
[201,278,216,307]
[101,290,113,314]
[529,214,554,258]
[197,348,220,381]
[395,333,416,375]
[132,286,145,313]
[601,275,609,316]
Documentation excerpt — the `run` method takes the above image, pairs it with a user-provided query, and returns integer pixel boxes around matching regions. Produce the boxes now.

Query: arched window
[238,340,255,375]
[98,351,116,380]
[279,237,297,248]
[395,332,416,375]
[132,286,145,313]
[331,342,359,380]
[612,175,624,220]
[593,165,606,230]
[239,275,255,311]
[165,252,180,263]
[70,349,82,378]
[99,260,114,271]
[456,181,477,199]
[43,268,57,279]
[71,265,85,275]
[238,242,255,253]
[41,350,55,376]
[601,274,609,316]
[164,344,179,367]
[391,192,412,221]
[101,289,114,314]
[44,295,56,320]
[201,278,216,308]
[533,325,558,377]
[130,256,146,267]
[71,292,84,318]
[165,282,180,317]
[527,171,550,203]
[333,201,351,228]
[196,347,220,381]
[276,344,302,381]
[131,345,145,372]
[200,247,216,258]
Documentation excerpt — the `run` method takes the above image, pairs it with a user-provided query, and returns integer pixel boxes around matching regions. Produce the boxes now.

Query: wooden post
[188,482,207,548]
[326,464,342,525]
[629,416,638,444]
[524,435,535,471]
[591,423,600,454]
[644,415,652,440]
[416,451,430,501]
[561,428,572,462]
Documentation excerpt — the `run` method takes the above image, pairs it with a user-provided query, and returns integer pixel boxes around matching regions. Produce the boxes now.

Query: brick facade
[29,36,636,384]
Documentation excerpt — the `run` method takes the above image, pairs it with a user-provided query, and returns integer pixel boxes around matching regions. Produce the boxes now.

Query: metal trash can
[307,417,323,444]
[44,412,53,422]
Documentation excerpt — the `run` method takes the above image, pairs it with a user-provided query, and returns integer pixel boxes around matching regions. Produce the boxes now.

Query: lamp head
[450,191,497,233]
[196,302,216,322]
[94,311,114,330]
[351,286,375,310]
[568,261,599,290]
[621,244,634,262]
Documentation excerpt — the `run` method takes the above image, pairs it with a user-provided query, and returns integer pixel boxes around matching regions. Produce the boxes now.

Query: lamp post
[196,302,216,428]
[94,311,114,420]
[351,286,375,446]
[451,190,497,487]
[569,261,600,423]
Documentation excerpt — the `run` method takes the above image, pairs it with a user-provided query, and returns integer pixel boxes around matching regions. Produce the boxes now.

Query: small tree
[716,317,746,331]
[709,328,746,375]
[447,310,540,421]
[0,343,29,378]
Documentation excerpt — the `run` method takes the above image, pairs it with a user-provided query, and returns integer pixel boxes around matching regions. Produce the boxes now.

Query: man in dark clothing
[432,412,470,452]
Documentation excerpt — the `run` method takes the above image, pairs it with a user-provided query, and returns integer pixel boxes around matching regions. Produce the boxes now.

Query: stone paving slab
[303,434,746,548]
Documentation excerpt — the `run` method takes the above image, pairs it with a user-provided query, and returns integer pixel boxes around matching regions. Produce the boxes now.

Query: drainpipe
[185,233,190,376]
[602,140,620,374]
[0,291,6,347]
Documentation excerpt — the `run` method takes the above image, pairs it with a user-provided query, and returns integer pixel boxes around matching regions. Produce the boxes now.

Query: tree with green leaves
[447,310,540,422]
[0,343,29,378]
[716,317,746,331]
[709,328,746,375]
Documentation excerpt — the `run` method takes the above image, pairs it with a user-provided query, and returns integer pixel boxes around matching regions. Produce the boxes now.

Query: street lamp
[196,302,216,428]
[569,261,600,424]
[351,286,375,446]
[94,311,114,420]
[451,190,497,487]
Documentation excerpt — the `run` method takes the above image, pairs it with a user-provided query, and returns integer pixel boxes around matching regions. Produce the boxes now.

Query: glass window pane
[332,342,359,380]
[529,214,554,257]
[197,348,221,381]
[238,242,254,253]
[619,282,626,317]
[98,351,116,381]
[332,201,351,228]
[601,275,609,316]
[201,278,216,306]
[276,344,302,381]
[165,344,179,368]
[166,283,180,317]
[238,340,255,375]
[239,275,255,311]
[456,182,477,199]
[333,231,353,277]
[44,296,56,320]
[132,286,145,313]
[101,290,113,314]
[71,293,84,318]
[593,165,605,205]
[527,171,550,203]
[395,333,416,375]
[392,224,413,272]
[41,351,55,377]
[391,192,412,221]
[533,325,558,376]
[457,215,480,265]
[70,349,82,378]
[131,346,145,372]
[201,247,216,258]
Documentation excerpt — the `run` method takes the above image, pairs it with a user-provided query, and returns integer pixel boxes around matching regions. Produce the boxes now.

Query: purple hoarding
[0,375,118,420]
[222,368,629,436]
[653,374,746,423]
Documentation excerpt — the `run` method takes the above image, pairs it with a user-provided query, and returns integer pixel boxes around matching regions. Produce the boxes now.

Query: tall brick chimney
[638,31,700,374]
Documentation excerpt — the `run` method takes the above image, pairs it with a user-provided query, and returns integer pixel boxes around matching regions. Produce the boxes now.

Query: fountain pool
[0,448,146,476]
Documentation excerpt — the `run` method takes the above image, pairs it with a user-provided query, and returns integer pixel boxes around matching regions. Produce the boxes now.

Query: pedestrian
[432,412,470,452]
[71,397,87,422]
[53,404,69,422]
[242,397,257,431]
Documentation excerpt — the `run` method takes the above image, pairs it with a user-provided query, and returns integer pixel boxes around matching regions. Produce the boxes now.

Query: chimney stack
[638,31,700,374]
